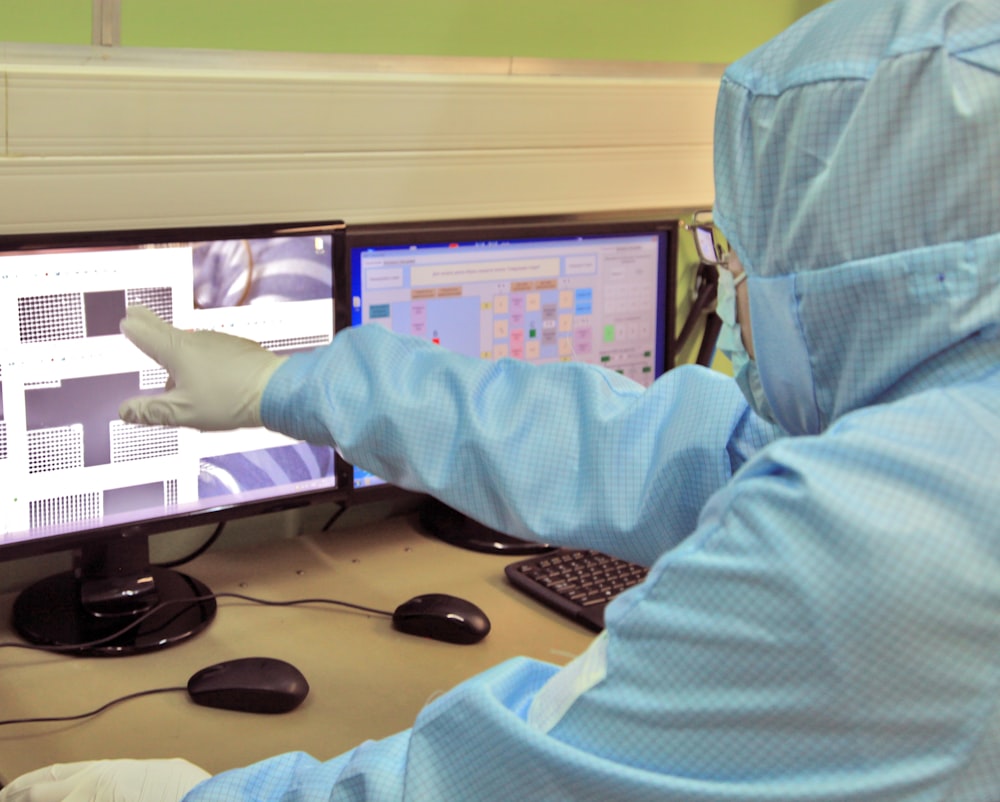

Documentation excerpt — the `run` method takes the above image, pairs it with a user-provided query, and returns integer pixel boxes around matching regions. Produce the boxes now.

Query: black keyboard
[505,548,649,632]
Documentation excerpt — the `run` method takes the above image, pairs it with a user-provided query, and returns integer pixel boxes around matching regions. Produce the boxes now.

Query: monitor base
[13,567,217,656]
[418,497,555,556]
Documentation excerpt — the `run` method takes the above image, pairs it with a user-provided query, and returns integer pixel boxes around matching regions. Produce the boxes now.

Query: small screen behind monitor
[342,212,677,492]
[0,221,345,560]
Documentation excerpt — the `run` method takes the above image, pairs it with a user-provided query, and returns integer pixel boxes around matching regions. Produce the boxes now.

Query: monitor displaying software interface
[0,223,342,554]
[347,217,675,489]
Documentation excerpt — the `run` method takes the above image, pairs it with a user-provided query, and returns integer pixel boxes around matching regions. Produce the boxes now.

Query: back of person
[700,0,1000,793]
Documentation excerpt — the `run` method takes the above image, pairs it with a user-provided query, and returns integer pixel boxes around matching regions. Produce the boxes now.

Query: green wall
[1,0,91,45]
[3,0,829,63]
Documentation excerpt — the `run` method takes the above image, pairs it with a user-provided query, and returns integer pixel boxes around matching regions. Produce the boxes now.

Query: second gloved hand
[118,305,285,431]
[0,759,210,802]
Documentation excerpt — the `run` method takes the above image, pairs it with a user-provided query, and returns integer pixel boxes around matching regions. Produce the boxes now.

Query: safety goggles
[687,211,730,267]
[686,213,748,326]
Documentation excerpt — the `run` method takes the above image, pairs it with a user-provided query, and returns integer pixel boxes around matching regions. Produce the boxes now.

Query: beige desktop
[0,513,595,783]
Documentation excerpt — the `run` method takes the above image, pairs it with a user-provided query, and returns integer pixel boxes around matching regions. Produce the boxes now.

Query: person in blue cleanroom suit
[5,0,1000,799]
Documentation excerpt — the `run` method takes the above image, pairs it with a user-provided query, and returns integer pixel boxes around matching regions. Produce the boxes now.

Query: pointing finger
[119,305,179,369]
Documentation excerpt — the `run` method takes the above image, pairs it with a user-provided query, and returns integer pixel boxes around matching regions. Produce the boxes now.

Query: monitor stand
[418,497,555,556]
[12,536,216,656]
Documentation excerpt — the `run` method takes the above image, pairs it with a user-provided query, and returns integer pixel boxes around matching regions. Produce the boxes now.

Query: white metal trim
[0,43,719,234]
[91,0,122,48]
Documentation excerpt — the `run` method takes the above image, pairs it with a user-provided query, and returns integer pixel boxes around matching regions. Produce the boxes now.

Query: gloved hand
[118,305,285,431]
[0,759,210,802]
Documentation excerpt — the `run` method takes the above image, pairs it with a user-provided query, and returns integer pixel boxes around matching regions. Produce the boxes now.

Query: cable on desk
[0,591,398,728]
[0,687,185,727]
[218,591,393,620]
[0,591,395,655]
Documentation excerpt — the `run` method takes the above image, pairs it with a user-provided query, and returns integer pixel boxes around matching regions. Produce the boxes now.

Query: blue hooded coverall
[186,0,1000,798]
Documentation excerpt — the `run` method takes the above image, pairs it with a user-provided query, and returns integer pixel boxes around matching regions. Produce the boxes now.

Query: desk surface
[0,513,595,784]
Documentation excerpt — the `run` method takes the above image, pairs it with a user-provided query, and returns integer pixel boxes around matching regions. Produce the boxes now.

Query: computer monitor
[339,211,678,550]
[0,220,346,655]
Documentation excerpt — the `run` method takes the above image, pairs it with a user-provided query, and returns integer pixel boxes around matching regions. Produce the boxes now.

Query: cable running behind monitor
[0,220,346,655]
[340,211,678,553]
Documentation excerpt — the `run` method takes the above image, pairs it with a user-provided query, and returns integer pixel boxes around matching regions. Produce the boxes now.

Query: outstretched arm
[262,324,770,565]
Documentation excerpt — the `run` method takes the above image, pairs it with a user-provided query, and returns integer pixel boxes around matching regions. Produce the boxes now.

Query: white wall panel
[6,74,718,156]
[0,44,721,234]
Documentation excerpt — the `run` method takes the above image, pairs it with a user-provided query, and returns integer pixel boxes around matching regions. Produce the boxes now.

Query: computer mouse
[187,657,309,714]
[392,593,491,644]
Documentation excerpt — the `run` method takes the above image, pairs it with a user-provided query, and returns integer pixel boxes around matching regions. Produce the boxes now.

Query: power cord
[154,521,227,569]
[153,500,350,570]
[321,501,349,532]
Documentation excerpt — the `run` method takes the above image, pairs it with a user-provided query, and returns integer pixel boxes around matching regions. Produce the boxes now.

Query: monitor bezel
[0,219,350,565]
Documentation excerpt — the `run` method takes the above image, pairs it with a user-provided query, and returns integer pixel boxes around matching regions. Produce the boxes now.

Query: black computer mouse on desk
[187,657,309,714]
[392,593,491,644]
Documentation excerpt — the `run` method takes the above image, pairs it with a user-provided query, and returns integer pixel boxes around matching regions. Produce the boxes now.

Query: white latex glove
[0,759,210,802]
[118,305,285,431]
